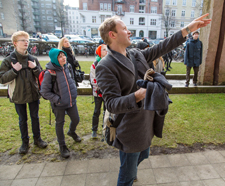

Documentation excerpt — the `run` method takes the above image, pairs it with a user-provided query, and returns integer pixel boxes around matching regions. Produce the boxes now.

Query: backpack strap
[47,70,57,92]
[10,51,17,64]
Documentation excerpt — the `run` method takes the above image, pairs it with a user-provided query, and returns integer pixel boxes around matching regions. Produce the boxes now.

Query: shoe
[134,177,138,182]
[34,137,48,148]
[60,145,70,158]
[19,138,29,154]
[194,83,197,87]
[92,131,97,138]
[185,84,189,88]
[67,131,81,142]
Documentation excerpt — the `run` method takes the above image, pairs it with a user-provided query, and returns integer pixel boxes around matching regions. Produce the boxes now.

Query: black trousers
[92,96,106,131]
[15,100,40,140]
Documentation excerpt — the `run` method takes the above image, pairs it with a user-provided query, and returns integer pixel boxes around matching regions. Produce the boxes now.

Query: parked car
[70,39,95,55]
[130,36,142,41]
[64,35,80,41]
[42,34,60,42]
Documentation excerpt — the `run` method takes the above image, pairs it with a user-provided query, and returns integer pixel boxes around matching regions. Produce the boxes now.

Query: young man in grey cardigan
[96,14,211,186]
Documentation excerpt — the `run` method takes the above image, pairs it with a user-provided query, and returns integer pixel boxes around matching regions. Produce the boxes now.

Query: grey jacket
[40,62,77,110]
[96,30,186,153]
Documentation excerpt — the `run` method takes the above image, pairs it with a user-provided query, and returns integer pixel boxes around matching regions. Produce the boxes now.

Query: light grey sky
[64,0,79,7]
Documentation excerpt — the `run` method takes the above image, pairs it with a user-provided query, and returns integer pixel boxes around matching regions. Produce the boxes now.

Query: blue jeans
[117,147,150,186]
[15,100,40,140]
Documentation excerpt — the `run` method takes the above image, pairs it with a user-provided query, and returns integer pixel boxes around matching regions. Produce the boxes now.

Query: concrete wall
[199,0,225,85]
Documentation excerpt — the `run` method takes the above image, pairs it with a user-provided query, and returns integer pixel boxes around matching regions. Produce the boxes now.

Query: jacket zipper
[63,68,72,107]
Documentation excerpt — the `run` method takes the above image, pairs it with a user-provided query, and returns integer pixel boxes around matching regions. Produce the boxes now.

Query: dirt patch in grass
[1,141,225,165]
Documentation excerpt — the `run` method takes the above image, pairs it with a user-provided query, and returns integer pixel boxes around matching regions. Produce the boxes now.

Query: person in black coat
[58,37,80,86]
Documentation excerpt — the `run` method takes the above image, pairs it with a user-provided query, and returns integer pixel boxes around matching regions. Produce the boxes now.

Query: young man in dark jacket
[0,31,47,154]
[184,31,202,87]
[40,48,81,158]
[96,14,211,185]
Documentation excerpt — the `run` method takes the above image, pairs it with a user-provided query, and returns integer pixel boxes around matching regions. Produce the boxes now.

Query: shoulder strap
[10,51,17,64]
[47,70,57,92]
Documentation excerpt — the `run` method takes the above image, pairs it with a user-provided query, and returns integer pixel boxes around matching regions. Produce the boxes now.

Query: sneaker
[134,177,138,182]
[60,145,70,158]
[194,83,197,87]
[67,131,81,142]
[185,84,189,88]
[92,131,97,138]
[19,138,29,154]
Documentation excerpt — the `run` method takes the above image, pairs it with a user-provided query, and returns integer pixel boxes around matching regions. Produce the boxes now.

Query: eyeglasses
[17,40,29,43]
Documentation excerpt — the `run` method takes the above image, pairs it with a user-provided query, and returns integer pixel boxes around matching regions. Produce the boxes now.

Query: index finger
[195,13,210,21]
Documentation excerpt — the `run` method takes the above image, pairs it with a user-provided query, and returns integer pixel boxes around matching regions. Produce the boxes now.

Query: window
[191,10,195,18]
[83,16,85,23]
[164,31,167,38]
[0,1,2,7]
[201,0,203,7]
[104,3,107,11]
[151,0,157,1]
[130,18,134,25]
[139,0,145,3]
[165,9,169,16]
[1,13,4,19]
[41,3,44,8]
[150,19,156,25]
[42,10,45,14]
[171,21,175,27]
[180,21,184,27]
[181,10,185,17]
[139,17,145,25]
[130,5,134,12]
[182,0,186,6]
[117,5,122,14]
[100,3,103,11]
[45,4,51,8]
[171,10,176,17]
[200,10,202,16]
[139,6,145,13]
[42,16,46,20]
[108,4,111,11]
[170,31,174,36]
[43,22,46,26]
[101,15,105,23]
[192,0,196,7]
[92,16,96,23]
[172,0,177,6]
[48,22,53,26]
[46,10,52,14]
[166,0,170,5]
[47,16,53,20]
[83,3,87,10]
[151,7,157,13]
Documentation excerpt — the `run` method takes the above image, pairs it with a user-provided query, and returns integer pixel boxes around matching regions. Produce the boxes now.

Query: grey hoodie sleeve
[40,71,60,104]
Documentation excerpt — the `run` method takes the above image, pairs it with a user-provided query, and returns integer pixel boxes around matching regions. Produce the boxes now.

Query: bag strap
[111,50,138,128]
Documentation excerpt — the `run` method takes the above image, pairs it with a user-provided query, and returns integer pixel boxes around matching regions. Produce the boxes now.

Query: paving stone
[185,152,209,165]
[203,178,225,186]
[65,160,88,175]
[167,154,191,167]
[0,180,13,186]
[11,178,38,186]
[109,158,120,172]
[180,180,205,186]
[0,165,23,180]
[134,169,156,185]
[87,159,109,173]
[175,166,200,182]
[153,167,178,184]
[109,171,118,186]
[203,150,225,163]
[61,174,86,186]
[138,158,151,170]
[41,162,67,177]
[149,155,171,168]
[85,173,109,186]
[195,164,220,179]
[36,176,63,186]
[212,163,225,178]
[16,163,45,179]
[219,150,225,157]
[157,183,180,186]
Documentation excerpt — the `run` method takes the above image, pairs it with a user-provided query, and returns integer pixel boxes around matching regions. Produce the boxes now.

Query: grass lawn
[0,94,224,157]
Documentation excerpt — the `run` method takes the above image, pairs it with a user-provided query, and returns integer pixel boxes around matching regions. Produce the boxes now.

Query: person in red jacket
[90,44,107,138]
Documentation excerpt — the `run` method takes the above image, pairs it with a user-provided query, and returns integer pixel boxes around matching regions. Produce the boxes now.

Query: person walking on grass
[0,31,47,154]
[95,14,211,185]
[90,44,107,138]
[184,31,202,87]
[40,48,81,158]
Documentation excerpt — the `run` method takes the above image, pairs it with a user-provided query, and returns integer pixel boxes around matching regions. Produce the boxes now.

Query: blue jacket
[184,38,202,67]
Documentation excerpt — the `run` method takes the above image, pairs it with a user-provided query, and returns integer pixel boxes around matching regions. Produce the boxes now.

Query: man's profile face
[114,20,132,47]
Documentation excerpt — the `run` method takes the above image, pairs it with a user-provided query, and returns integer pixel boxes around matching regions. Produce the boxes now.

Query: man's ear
[109,31,116,40]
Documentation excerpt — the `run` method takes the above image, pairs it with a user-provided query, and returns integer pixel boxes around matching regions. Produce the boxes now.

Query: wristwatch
[185,26,191,35]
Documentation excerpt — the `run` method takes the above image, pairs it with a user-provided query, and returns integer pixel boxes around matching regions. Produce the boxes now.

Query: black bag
[74,65,84,83]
